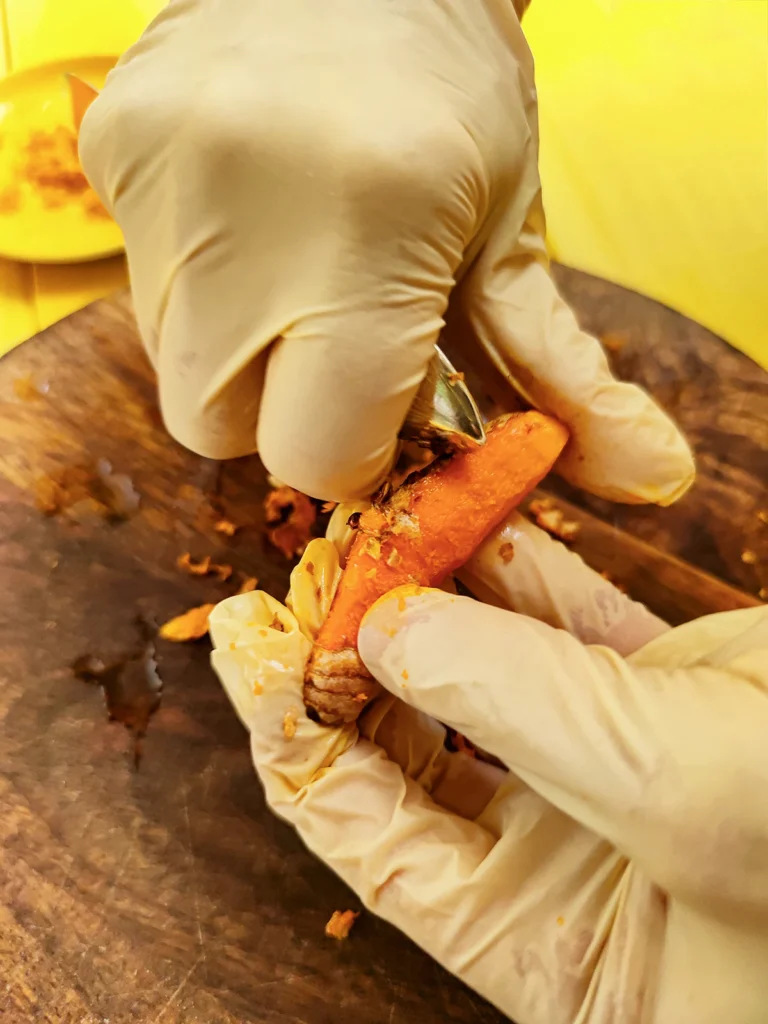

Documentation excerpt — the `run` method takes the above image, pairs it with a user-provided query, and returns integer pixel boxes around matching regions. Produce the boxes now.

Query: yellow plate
[0,56,123,263]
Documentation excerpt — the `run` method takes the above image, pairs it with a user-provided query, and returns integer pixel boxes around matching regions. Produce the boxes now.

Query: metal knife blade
[399,347,486,454]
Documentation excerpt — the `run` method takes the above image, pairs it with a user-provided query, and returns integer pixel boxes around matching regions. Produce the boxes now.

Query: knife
[399,347,486,454]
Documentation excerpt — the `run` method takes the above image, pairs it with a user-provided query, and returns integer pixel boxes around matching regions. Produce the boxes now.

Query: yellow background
[0,0,766,366]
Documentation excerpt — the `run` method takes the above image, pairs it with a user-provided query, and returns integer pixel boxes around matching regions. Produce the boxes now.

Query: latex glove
[210,526,768,1024]
[80,0,693,503]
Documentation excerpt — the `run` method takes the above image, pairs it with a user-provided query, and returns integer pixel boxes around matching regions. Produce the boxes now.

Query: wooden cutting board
[0,272,765,1024]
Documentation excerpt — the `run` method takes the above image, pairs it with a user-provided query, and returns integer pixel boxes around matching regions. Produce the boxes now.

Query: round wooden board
[0,274,765,1023]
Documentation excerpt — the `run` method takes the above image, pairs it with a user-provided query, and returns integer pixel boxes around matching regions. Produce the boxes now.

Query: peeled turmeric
[304,412,568,724]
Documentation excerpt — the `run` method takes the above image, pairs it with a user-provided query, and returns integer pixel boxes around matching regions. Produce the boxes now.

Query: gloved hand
[209,517,768,1024]
[80,0,693,502]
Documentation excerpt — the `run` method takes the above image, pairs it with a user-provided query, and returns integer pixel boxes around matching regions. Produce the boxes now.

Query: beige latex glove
[209,522,768,1024]
[80,0,693,503]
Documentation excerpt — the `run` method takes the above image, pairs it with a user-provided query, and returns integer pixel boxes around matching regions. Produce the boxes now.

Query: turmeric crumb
[176,552,232,580]
[397,593,407,612]
[229,642,237,651]
[759,588,767,601]
[214,518,238,536]
[391,512,421,539]
[283,708,298,739]
[0,186,23,213]
[498,541,515,564]
[741,550,758,565]
[264,486,317,560]
[177,552,211,575]
[758,510,768,525]
[364,536,382,560]
[530,498,581,543]
[325,910,359,940]
[556,519,581,542]
[353,692,369,703]
[259,629,268,638]
[529,497,555,515]
[557,916,565,927]
[386,547,402,568]
[401,669,409,681]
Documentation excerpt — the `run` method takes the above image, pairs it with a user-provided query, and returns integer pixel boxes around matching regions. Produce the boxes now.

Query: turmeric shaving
[529,498,581,543]
[159,604,215,642]
[264,486,317,560]
[176,552,232,581]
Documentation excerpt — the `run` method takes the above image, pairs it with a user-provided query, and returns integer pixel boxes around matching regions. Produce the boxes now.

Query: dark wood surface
[448,265,767,597]
[551,266,767,595]
[0,277,765,1024]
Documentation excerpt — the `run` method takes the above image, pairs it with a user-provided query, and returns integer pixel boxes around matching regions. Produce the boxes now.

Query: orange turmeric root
[66,74,100,134]
[304,411,568,724]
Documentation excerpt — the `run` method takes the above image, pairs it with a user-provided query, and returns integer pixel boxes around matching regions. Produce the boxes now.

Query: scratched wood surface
[0,276,765,1024]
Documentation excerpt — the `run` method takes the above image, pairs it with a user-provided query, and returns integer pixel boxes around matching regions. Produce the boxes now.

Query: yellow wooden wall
[0,0,165,355]
[1,0,766,367]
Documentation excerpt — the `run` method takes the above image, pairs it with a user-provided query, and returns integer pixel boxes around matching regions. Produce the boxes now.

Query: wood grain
[445,265,767,599]
[552,265,767,598]
[0,278,765,1024]
[0,293,503,1024]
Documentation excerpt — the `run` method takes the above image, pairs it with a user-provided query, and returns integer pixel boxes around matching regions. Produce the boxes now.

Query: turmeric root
[304,412,568,724]
[66,74,100,134]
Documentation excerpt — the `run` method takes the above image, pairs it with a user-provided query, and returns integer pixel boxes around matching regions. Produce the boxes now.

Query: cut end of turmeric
[529,498,581,544]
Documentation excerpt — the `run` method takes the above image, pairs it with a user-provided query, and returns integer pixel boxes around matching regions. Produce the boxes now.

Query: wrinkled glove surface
[210,512,768,1024]
[80,0,693,503]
